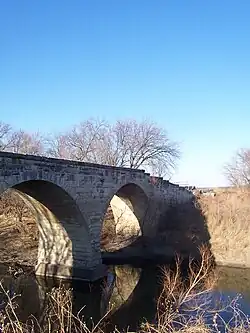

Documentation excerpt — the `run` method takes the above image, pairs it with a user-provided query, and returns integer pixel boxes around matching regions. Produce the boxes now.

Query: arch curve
[1,180,93,279]
[101,182,149,252]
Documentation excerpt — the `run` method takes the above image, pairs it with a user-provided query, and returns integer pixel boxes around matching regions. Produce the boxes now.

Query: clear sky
[1,1,250,187]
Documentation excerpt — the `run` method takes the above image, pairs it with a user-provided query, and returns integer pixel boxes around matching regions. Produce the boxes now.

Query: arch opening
[101,183,149,252]
[0,180,92,278]
[101,265,141,317]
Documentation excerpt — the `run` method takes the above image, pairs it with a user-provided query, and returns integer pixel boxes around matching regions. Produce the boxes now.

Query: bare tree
[96,119,180,176]
[9,130,45,155]
[0,189,31,233]
[95,120,132,166]
[224,148,250,186]
[51,119,179,175]
[46,118,180,177]
[0,122,13,151]
[45,133,72,159]
[65,119,107,162]
[0,122,45,155]
[46,119,107,162]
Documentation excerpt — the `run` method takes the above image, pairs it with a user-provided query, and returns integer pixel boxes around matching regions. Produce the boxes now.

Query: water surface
[0,264,249,331]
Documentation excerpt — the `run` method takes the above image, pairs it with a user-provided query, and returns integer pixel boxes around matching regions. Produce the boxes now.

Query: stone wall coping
[0,151,184,189]
[169,182,179,187]
[0,151,146,173]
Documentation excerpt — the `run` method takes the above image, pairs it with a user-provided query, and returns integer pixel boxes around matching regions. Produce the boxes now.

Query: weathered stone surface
[0,151,194,281]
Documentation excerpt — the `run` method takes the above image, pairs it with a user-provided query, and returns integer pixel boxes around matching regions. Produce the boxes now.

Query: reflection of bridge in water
[101,265,161,331]
[101,266,142,316]
[0,264,161,331]
[1,264,250,331]
[0,151,194,281]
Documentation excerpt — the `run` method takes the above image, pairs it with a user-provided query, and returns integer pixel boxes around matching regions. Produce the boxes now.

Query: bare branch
[46,119,107,162]
[45,133,72,159]
[8,130,45,155]
[0,122,13,151]
[44,118,180,177]
[224,148,250,186]
[101,119,180,177]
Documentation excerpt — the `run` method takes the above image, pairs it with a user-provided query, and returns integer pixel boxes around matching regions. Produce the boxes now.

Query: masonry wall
[0,151,196,278]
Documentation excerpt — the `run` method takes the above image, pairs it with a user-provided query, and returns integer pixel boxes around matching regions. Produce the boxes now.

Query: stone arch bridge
[0,152,193,281]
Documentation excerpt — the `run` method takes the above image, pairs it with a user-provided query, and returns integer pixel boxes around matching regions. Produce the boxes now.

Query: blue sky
[1,1,250,187]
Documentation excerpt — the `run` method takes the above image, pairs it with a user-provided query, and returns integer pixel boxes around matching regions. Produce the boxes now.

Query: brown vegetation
[197,187,250,268]
[1,184,250,270]
[224,148,250,186]
[0,248,249,332]
[101,205,141,253]
[0,117,180,260]
[0,121,44,155]
[46,118,180,177]
[0,118,180,178]
[100,206,116,251]
[0,192,127,264]
[156,201,210,260]
[0,189,38,266]
[0,189,138,264]
[0,191,138,264]
[144,247,218,332]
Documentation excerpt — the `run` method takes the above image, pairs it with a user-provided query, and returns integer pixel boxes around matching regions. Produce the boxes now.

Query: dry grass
[1,188,250,332]
[100,206,119,251]
[0,189,38,266]
[142,246,250,333]
[156,201,211,261]
[0,283,109,333]
[0,192,131,262]
[0,248,249,333]
[101,205,140,252]
[197,188,250,268]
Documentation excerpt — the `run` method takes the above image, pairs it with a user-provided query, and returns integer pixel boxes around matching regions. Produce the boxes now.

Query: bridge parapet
[0,151,195,281]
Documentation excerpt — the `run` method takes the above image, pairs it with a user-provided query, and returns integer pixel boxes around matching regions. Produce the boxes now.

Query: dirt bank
[198,188,250,268]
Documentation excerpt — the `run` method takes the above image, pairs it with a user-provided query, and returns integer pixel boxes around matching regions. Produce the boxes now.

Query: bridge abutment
[0,151,195,281]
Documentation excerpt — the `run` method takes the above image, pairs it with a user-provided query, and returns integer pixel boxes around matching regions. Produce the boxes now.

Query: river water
[0,264,249,331]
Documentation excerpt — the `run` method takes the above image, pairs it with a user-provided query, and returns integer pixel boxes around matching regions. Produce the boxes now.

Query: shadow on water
[176,266,250,331]
[0,195,217,331]
[102,265,162,331]
[216,266,250,314]
[0,263,162,331]
[0,264,250,331]
[102,199,213,268]
[1,191,250,331]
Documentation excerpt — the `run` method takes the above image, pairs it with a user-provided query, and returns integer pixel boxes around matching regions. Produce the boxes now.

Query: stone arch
[100,265,141,317]
[100,266,160,332]
[101,183,149,251]
[0,180,93,279]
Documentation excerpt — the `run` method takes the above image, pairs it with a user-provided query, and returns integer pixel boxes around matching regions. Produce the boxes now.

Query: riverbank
[198,187,250,268]
[1,187,250,270]
[0,248,249,333]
